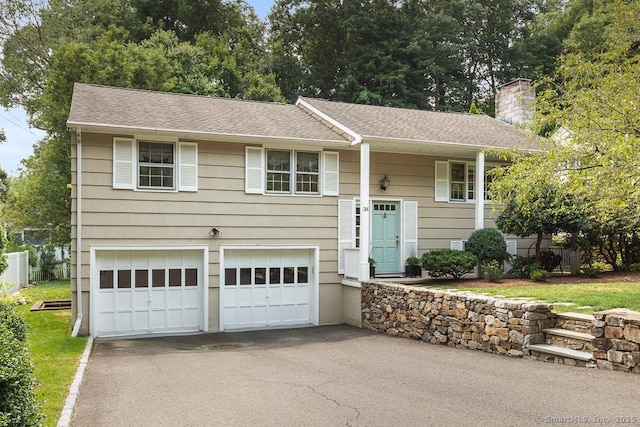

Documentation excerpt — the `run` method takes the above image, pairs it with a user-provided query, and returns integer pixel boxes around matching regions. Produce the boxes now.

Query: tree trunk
[535,231,543,261]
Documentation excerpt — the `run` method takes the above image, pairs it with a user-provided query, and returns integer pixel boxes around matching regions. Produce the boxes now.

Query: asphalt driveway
[72,325,639,426]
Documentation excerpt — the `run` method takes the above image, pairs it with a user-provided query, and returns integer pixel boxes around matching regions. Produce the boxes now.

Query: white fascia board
[66,121,351,148]
[295,98,363,146]
[363,135,538,153]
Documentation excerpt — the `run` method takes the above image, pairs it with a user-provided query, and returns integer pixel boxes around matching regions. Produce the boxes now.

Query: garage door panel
[99,292,114,310]
[237,287,253,305]
[117,291,132,310]
[166,289,182,308]
[183,308,200,327]
[295,285,310,303]
[151,310,166,329]
[98,313,115,332]
[183,288,199,307]
[252,287,267,305]
[150,291,166,309]
[167,310,182,328]
[134,311,149,330]
[134,291,148,309]
[116,311,133,330]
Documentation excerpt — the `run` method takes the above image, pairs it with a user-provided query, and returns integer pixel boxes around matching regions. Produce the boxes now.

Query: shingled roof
[68,83,536,151]
[67,84,349,143]
[298,96,536,150]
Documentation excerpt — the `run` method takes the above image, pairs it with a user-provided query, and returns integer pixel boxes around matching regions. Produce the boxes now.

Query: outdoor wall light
[380,175,390,191]
[210,227,220,237]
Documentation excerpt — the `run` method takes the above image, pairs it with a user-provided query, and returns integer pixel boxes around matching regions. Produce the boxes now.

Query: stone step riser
[554,317,593,335]
[526,350,597,368]
[546,335,595,352]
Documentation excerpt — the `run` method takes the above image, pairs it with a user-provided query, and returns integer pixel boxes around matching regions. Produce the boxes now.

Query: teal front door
[371,202,400,274]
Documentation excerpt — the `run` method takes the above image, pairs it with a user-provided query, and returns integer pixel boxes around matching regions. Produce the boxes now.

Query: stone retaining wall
[592,309,640,373]
[361,281,554,356]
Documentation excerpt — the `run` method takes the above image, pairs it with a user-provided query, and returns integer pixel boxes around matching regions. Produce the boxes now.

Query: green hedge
[421,249,477,279]
[0,302,42,427]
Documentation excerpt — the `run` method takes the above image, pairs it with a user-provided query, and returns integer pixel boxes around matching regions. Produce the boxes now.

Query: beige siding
[71,131,537,335]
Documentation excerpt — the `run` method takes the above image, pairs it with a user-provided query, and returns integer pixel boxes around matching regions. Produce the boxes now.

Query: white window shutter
[435,161,449,202]
[403,201,418,260]
[322,151,339,196]
[113,137,135,189]
[245,146,264,194]
[178,142,198,192]
[338,199,355,274]
[450,240,464,251]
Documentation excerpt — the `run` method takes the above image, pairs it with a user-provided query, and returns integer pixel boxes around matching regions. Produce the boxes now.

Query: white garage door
[222,249,315,331]
[94,250,204,337]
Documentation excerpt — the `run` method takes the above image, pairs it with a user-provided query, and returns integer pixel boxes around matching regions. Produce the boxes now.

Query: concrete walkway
[72,325,639,426]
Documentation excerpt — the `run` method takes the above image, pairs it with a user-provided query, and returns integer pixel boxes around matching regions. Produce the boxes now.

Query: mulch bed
[427,270,640,288]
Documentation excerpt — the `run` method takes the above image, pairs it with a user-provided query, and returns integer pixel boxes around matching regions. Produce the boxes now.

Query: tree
[0,223,7,275]
[491,0,640,268]
[494,184,588,260]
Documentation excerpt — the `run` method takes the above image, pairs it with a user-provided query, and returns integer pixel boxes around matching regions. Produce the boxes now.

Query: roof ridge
[298,96,490,119]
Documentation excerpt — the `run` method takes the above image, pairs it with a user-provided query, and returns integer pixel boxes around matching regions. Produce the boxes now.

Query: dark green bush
[530,269,549,282]
[0,301,28,343]
[466,228,508,264]
[483,260,504,283]
[36,244,58,281]
[0,306,42,426]
[510,256,540,278]
[421,249,477,279]
[540,249,562,272]
[582,265,601,278]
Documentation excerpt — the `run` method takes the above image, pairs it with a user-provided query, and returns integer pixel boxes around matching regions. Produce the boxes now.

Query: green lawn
[435,282,640,314]
[10,280,87,427]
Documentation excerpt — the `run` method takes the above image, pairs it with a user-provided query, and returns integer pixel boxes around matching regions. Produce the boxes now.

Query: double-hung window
[435,160,499,203]
[138,141,175,189]
[265,150,320,195]
[246,147,338,196]
[112,137,198,192]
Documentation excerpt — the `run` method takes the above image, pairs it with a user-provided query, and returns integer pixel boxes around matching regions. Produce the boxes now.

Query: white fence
[29,263,71,283]
[1,251,29,296]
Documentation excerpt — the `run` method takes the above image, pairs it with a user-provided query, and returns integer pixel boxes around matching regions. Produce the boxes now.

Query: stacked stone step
[526,312,596,368]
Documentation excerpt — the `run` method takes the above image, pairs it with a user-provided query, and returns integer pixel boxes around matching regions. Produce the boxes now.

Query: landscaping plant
[421,249,477,279]
[0,301,42,427]
[483,260,504,283]
[466,228,508,264]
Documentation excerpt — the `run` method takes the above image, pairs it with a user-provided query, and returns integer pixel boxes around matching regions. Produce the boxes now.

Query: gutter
[71,128,83,337]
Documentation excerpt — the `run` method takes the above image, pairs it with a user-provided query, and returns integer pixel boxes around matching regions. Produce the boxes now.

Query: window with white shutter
[113,138,135,189]
[338,199,355,274]
[178,142,198,191]
[322,151,339,196]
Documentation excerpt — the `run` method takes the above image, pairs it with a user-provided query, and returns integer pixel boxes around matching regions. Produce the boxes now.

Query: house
[67,79,537,338]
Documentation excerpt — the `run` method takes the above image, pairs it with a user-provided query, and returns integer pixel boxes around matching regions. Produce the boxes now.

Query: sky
[0,0,275,176]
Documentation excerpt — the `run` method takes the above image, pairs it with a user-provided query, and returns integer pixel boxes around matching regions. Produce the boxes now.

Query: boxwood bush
[421,249,477,279]
[466,228,508,264]
[0,302,42,427]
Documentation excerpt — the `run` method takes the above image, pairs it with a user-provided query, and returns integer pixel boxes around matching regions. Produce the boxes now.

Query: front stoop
[525,312,596,368]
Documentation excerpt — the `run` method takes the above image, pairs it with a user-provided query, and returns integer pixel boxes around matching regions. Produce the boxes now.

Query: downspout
[475,151,485,230]
[71,128,83,337]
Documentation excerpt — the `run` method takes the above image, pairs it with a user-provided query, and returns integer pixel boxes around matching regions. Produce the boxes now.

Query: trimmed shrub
[466,228,508,264]
[483,260,504,283]
[530,269,549,282]
[630,263,640,271]
[0,223,7,276]
[0,304,42,426]
[421,249,477,279]
[0,301,28,343]
[540,249,562,272]
[510,256,540,278]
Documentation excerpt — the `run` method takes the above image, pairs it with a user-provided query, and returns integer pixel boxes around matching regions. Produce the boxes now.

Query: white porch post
[475,151,485,230]
[358,142,371,281]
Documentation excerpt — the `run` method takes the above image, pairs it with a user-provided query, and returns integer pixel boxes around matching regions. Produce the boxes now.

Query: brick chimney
[495,78,534,127]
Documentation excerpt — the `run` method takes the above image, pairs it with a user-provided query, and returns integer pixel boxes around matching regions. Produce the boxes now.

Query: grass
[7,280,88,427]
[433,282,640,314]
